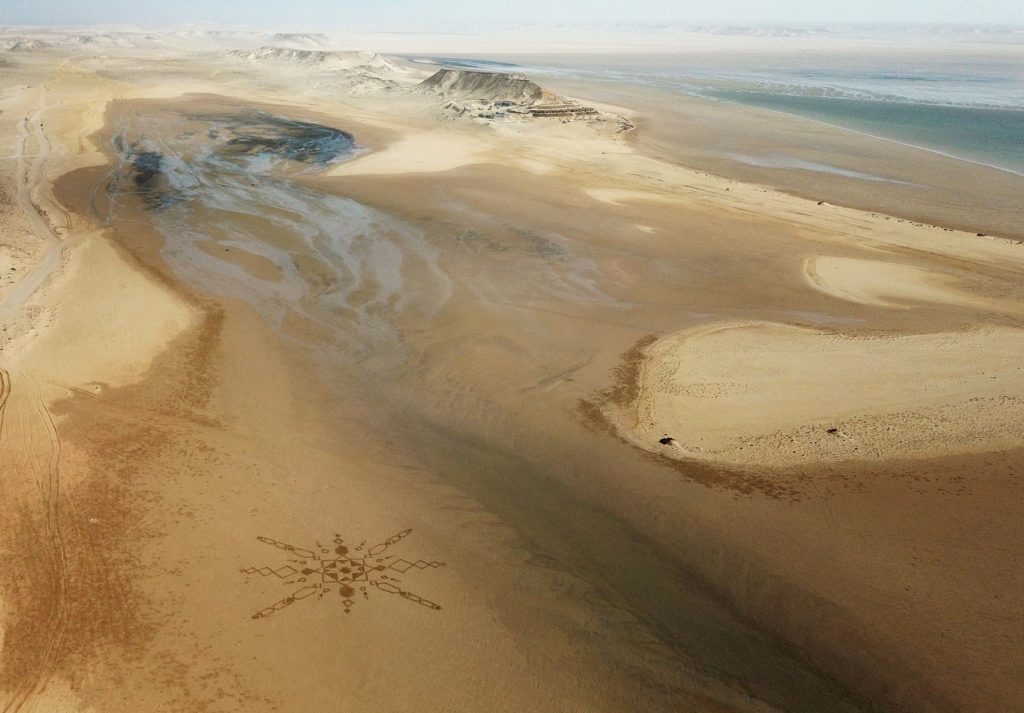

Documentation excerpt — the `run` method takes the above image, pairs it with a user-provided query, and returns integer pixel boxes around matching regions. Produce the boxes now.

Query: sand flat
[632,321,1024,465]
[584,187,677,206]
[328,131,494,176]
[802,255,1021,311]
[11,233,197,389]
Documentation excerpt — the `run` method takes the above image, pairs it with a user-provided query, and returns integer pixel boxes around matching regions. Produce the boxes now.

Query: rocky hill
[418,69,556,105]
[415,68,628,128]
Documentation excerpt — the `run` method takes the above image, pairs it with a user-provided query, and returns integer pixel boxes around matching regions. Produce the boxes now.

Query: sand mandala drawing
[240,529,446,619]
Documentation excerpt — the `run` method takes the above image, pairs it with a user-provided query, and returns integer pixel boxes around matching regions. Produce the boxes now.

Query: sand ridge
[328,130,494,176]
[803,255,1023,312]
[629,320,1024,466]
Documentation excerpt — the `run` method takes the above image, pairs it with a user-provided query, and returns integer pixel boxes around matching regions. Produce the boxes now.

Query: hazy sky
[3,0,1023,28]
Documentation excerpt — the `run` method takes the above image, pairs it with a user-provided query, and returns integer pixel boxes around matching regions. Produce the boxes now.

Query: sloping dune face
[803,255,1014,310]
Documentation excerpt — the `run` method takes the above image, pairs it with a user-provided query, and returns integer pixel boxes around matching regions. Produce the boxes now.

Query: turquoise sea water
[417,51,1024,176]
[706,90,1024,175]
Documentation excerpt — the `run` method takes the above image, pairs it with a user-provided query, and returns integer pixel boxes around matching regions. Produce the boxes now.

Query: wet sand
[0,39,1022,713]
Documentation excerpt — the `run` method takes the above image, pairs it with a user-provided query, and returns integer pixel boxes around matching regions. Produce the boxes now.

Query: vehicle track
[0,369,11,439]
[0,381,71,713]
[27,389,69,712]
[0,101,65,327]
[0,90,75,711]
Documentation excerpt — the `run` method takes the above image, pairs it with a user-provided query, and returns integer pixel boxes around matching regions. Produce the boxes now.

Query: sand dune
[584,187,676,206]
[803,255,1020,312]
[328,131,494,175]
[630,321,1024,465]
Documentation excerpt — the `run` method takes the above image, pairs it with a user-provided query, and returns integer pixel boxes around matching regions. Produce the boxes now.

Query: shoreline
[510,68,1024,241]
[700,91,1024,178]
[704,94,1024,179]
[405,50,1024,175]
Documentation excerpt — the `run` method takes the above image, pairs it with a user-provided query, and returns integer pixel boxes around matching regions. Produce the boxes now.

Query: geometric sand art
[240,529,446,619]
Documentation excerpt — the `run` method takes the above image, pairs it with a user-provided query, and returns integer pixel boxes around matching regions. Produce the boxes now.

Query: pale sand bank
[9,233,197,389]
[329,131,493,176]
[803,255,1019,311]
[584,187,675,206]
[633,321,1024,466]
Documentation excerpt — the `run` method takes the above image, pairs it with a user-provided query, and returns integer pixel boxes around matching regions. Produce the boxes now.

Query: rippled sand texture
[0,35,1022,713]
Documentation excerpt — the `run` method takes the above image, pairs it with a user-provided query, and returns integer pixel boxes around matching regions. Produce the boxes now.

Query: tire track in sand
[0,104,64,328]
[0,94,73,712]
[0,370,11,438]
[0,379,71,713]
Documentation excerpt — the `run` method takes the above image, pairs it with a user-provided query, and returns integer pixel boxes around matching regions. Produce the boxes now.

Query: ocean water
[705,90,1024,176]
[418,51,1024,176]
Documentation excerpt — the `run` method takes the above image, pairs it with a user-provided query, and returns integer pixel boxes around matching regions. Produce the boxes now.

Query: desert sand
[0,29,1021,713]
[629,321,1024,465]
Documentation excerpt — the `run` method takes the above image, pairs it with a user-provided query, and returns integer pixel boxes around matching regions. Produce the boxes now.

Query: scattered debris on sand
[529,104,599,117]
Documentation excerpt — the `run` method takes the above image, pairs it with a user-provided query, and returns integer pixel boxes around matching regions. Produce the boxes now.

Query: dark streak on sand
[131,151,163,186]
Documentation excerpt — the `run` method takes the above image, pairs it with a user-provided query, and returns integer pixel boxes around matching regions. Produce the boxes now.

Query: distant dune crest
[1,37,49,51]
[268,33,331,49]
[228,47,400,74]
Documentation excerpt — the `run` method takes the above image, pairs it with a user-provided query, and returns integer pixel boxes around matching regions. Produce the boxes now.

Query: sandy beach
[0,29,1022,713]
